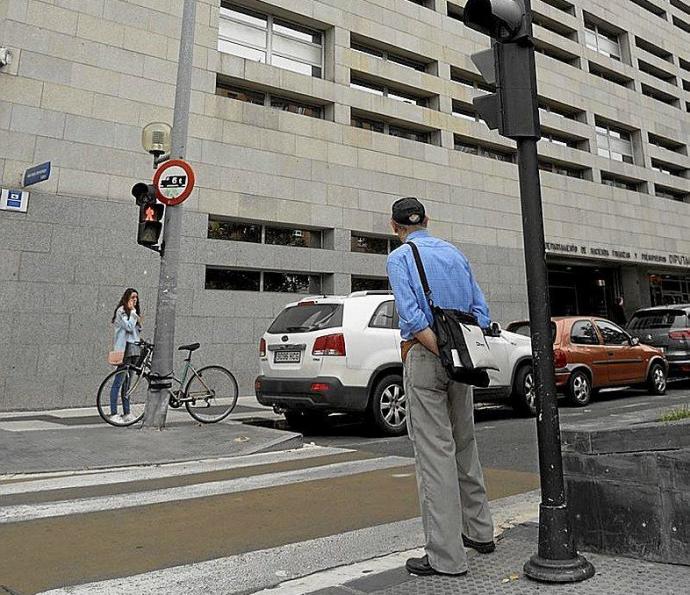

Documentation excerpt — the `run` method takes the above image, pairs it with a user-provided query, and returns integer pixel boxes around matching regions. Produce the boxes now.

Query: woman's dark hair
[112,288,141,323]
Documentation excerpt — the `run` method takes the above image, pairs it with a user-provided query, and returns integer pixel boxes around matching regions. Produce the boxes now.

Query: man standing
[386,197,495,577]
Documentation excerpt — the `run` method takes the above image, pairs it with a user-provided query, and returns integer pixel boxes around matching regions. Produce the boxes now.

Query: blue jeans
[109,365,132,415]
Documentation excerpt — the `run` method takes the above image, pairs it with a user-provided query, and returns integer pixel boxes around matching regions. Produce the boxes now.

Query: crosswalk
[1,441,540,595]
[0,445,425,594]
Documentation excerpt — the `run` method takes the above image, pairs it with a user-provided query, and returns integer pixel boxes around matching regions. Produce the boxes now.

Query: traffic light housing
[132,183,164,250]
[463,0,540,140]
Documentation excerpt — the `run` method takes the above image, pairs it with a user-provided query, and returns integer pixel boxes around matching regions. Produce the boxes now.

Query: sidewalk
[0,398,298,475]
[262,521,690,595]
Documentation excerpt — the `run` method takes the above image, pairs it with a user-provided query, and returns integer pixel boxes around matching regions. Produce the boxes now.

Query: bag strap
[407,241,433,306]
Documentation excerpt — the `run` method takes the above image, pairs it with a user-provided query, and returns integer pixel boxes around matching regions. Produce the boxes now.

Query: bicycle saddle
[178,342,200,352]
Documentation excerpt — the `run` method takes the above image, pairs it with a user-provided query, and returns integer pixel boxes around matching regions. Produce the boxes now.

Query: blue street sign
[1,188,30,212]
[23,161,51,187]
[7,190,22,208]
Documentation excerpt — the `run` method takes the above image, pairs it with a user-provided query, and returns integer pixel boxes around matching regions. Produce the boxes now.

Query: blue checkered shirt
[386,230,491,340]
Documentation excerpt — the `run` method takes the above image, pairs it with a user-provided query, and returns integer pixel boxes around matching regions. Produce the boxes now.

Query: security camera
[0,48,11,68]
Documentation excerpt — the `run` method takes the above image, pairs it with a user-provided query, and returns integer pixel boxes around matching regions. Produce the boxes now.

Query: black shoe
[405,555,468,577]
[462,534,496,554]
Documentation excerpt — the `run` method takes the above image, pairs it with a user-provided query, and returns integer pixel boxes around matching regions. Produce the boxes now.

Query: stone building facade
[1,0,689,409]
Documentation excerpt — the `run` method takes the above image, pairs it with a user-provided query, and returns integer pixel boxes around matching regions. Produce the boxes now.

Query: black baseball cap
[392,197,426,225]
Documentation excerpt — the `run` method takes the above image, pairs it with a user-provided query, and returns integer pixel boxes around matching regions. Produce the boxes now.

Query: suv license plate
[274,351,301,363]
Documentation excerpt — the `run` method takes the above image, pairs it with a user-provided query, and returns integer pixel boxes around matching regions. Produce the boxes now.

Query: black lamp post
[463,0,595,582]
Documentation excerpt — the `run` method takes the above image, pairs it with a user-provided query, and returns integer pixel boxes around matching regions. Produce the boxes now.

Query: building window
[651,159,687,178]
[208,216,323,248]
[584,19,622,60]
[538,160,586,178]
[351,39,428,72]
[208,219,261,242]
[635,36,673,62]
[538,99,585,121]
[351,233,401,255]
[216,79,324,118]
[629,0,666,18]
[601,173,641,191]
[352,276,390,292]
[540,0,576,16]
[638,60,676,84]
[641,83,680,107]
[534,42,580,67]
[206,267,322,293]
[264,272,321,293]
[206,268,261,291]
[452,102,481,122]
[648,133,686,154]
[451,68,494,93]
[532,13,578,41]
[541,130,584,149]
[454,137,516,163]
[265,225,322,248]
[350,77,428,107]
[218,4,323,77]
[655,185,688,201]
[595,121,634,164]
[351,114,431,143]
[588,62,633,88]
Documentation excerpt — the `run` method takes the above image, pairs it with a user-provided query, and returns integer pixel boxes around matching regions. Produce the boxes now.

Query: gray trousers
[404,344,494,574]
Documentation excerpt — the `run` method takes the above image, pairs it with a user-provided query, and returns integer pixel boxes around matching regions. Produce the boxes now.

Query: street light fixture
[141,122,172,167]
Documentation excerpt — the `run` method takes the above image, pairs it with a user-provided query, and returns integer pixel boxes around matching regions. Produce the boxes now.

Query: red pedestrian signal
[132,183,165,250]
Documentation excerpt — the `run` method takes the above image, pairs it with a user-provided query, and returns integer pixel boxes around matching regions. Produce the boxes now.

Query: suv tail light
[668,329,690,340]
[553,348,567,369]
[259,338,266,357]
[312,333,346,356]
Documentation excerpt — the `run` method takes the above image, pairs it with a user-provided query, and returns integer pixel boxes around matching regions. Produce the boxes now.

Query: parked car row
[255,291,687,435]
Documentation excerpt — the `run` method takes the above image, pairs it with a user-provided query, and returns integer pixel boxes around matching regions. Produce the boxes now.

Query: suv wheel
[567,370,591,406]
[369,374,407,436]
[647,361,667,395]
[511,364,537,417]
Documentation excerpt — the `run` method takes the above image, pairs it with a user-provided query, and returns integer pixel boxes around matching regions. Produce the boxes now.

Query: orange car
[506,317,668,406]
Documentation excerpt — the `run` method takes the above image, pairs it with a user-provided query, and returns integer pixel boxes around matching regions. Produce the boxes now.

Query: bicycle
[96,340,239,427]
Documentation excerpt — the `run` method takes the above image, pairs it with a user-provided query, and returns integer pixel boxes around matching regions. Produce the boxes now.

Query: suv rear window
[268,303,343,334]
[627,310,688,331]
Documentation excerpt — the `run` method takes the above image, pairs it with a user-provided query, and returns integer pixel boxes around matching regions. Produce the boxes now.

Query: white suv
[255,291,535,436]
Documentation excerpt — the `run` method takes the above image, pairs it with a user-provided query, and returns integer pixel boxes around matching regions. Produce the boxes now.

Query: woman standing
[109,288,142,424]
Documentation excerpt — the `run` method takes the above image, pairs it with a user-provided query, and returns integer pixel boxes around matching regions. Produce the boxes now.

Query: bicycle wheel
[96,366,147,427]
[184,365,238,423]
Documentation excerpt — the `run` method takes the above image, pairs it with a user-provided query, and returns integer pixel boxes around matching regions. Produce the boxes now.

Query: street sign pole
[142,0,197,429]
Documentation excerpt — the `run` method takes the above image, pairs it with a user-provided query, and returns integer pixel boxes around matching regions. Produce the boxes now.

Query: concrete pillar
[621,266,651,315]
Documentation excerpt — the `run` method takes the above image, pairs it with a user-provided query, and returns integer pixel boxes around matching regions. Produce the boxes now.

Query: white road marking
[0,456,414,523]
[0,445,352,495]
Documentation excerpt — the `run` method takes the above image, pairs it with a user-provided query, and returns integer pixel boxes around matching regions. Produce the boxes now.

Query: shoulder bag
[407,241,498,387]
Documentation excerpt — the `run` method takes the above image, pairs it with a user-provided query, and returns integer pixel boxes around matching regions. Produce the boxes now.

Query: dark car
[626,305,690,377]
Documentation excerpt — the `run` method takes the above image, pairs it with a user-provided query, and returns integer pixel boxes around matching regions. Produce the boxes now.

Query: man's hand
[414,327,439,356]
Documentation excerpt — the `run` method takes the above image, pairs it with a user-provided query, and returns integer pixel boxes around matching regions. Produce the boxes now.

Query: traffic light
[463,0,540,139]
[131,183,164,249]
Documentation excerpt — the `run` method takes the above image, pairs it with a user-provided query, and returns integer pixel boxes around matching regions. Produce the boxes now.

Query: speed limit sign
[153,159,196,206]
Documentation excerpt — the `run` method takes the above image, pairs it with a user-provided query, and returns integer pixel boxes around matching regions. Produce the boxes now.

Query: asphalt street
[254,380,690,473]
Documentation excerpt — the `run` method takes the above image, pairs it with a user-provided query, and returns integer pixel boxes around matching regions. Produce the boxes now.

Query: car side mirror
[490,322,502,336]
[630,337,640,346]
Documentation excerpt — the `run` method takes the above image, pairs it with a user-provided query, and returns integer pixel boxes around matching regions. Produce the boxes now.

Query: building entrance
[547,262,621,318]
